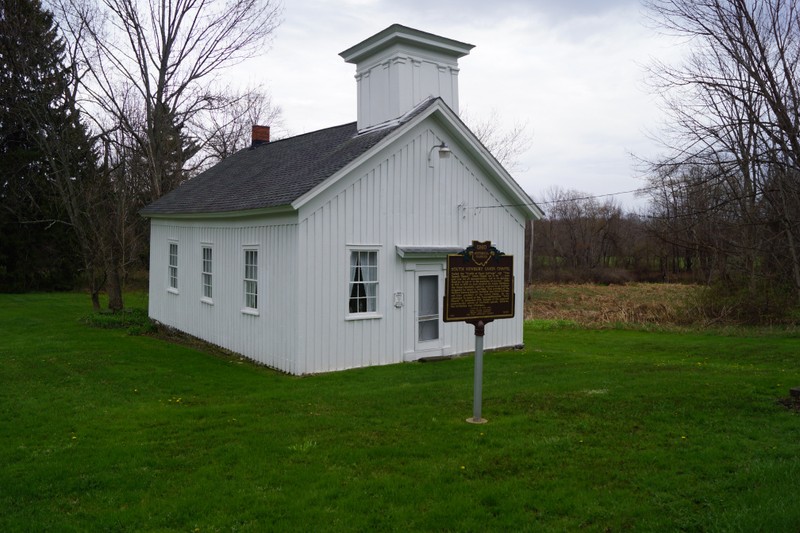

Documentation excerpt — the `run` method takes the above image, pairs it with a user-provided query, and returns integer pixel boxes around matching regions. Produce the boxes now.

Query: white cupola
[339,24,474,132]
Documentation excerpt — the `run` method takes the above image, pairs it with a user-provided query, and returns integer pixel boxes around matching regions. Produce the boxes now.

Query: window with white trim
[168,242,178,291]
[349,250,377,314]
[201,246,212,300]
[243,249,258,310]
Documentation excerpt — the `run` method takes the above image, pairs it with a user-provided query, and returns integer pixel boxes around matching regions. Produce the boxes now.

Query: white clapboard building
[141,24,543,375]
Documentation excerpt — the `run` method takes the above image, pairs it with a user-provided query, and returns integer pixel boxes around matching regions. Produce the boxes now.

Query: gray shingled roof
[140,113,415,216]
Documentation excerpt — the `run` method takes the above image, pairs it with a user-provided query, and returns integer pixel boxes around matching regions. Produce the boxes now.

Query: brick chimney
[340,24,474,132]
[251,125,270,147]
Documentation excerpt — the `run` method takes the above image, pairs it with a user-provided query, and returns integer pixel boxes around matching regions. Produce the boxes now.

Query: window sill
[345,312,383,321]
[241,308,259,317]
[167,288,179,295]
[201,297,214,306]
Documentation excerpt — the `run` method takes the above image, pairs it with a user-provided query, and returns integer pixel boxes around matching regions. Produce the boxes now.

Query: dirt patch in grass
[777,397,800,412]
[524,283,699,327]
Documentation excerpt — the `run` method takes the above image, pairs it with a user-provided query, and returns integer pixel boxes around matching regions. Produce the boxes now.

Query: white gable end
[293,118,528,374]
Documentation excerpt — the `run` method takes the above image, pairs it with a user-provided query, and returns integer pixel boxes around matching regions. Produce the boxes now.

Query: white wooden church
[141,24,543,375]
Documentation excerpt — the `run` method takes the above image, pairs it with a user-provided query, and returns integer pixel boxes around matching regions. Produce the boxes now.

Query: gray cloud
[242,0,674,206]
[377,0,639,24]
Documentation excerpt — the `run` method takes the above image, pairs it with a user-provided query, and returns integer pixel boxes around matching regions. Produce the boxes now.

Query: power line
[473,186,657,210]
[535,187,656,205]
[471,184,796,226]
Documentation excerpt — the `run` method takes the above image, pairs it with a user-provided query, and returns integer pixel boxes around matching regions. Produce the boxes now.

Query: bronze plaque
[444,241,515,322]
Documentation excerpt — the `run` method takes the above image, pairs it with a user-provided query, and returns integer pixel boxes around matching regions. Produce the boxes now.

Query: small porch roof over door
[396,245,463,259]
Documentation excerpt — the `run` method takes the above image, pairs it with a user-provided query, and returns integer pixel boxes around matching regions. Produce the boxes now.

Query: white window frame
[201,244,213,304]
[242,246,259,315]
[167,241,179,294]
[416,272,440,341]
[346,246,382,320]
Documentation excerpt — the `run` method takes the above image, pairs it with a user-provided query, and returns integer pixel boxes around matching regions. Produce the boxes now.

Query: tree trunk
[90,279,101,312]
[105,258,124,311]
[782,217,800,303]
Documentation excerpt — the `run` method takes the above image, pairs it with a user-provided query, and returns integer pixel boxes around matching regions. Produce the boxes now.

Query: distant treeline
[525,183,799,324]
[525,190,688,286]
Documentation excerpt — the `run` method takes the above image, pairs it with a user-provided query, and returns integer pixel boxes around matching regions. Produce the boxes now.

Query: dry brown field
[524,282,699,327]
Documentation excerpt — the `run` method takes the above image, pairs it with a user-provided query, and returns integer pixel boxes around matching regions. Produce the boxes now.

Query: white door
[415,273,442,351]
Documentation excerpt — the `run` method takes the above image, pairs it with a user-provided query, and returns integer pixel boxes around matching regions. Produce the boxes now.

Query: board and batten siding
[295,123,527,374]
[148,216,299,373]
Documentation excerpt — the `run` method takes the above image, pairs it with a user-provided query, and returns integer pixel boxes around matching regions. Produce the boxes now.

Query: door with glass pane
[416,273,441,350]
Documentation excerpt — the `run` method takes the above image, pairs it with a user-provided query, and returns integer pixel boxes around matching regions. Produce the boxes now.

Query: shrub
[533,267,634,285]
[591,268,633,285]
[81,308,156,335]
[692,279,798,325]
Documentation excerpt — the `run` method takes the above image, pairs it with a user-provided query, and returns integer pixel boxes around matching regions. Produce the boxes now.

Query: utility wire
[470,184,794,225]
[472,186,657,209]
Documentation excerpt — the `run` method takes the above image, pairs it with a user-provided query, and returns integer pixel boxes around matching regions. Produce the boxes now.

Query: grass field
[2,291,800,531]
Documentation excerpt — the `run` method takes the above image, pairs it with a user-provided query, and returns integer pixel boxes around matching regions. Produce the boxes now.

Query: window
[201,246,212,300]
[243,249,258,310]
[168,242,178,291]
[349,250,377,314]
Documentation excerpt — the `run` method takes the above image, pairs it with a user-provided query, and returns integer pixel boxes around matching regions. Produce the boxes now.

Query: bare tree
[196,86,285,166]
[462,108,532,172]
[644,0,800,316]
[645,165,733,283]
[532,187,629,283]
[42,0,282,309]
[53,0,283,200]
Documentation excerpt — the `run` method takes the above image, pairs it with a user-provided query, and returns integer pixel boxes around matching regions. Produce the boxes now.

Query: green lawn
[1,292,799,532]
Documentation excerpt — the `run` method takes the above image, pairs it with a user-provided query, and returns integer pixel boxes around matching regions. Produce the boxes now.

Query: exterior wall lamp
[427,142,452,167]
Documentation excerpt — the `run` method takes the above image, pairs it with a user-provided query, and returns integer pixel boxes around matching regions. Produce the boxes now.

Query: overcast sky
[232,0,684,209]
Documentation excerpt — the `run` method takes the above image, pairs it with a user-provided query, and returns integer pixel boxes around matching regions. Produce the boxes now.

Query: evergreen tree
[0,0,93,292]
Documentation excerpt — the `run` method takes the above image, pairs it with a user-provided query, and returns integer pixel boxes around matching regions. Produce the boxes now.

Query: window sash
[201,247,212,299]
[168,243,178,290]
[349,251,377,313]
[244,250,258,309]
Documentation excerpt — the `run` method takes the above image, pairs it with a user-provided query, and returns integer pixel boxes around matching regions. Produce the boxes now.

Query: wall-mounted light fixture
[427,142,452,168]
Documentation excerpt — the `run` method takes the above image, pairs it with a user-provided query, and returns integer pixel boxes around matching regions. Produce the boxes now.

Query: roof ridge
[354,96,439,135]
[254,121,358,148]
[141,98,443,217]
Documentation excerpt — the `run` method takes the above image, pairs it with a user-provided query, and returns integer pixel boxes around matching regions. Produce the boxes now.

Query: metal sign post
[443,241,514,424]
[465,318,493,424]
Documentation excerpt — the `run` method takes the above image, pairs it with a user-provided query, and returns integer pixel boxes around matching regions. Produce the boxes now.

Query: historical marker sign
[444,241,514,322]
[443,241,515,424]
